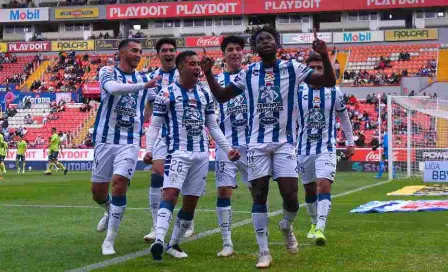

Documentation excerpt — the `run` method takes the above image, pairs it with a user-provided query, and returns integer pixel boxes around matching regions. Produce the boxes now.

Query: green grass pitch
[0,171,447,272]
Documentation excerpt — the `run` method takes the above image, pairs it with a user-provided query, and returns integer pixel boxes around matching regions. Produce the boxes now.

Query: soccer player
[44,127,67,175]
[143,38,184,242]
[91,39,159,255]
[297,53,354,246]
[0,132,7,174]
[373,132,389,179]
[214,35,250,257]
[144,51,240,261]
[200,26,336,268]
[16,135,27,174]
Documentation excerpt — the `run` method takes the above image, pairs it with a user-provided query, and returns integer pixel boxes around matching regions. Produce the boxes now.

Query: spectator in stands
[98,32,104,39]
[343,70,350,80]
[409,90,415,97]
[398,52,405,61]
[355,131,366,147]
[35,135,44,146]
[16,126,23,137]
[80,102,92,112]
[404,52,410,61]
[334,59,340,79]
[429,59,436,69]
[24,97,31,109]
[22,127,27,137]
[433,93,438,99]
[57,100,66,112]
[104,32,110,39]
[365,94,372,104]
[24,114,34,125]
[2,119,8,130]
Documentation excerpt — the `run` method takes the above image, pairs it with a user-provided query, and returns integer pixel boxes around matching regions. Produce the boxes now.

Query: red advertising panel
[350,148,415,162]
[8,41,51,53]
[244,0,448,14]
[82,82,100,97]
[107,0,242,20]
[185,36,223,47]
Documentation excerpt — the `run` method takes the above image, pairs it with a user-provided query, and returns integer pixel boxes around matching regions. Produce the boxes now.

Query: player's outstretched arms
[200,48,239,103]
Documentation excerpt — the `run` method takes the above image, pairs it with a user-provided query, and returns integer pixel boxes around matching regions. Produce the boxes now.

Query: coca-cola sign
[186,36,223,47]
[350,148,414,162]
[8,41,51,52]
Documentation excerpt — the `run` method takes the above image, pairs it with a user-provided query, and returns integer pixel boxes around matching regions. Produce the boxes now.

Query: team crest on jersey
[162,78,169,86]
[307,108,326,130]
[115,94,138,118]
[265,72,275,82]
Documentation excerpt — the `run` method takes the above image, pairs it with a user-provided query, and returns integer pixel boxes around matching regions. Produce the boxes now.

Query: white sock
[105,204,126,243]
[305,196,318,225]
[252,204,269,254]
[149,187,161,228]
[217,206,233,247]
[168,217,192,247]
[97,194,111,213]
[316,194,332,231]
[279,208,298,231]
[155,207,173,243]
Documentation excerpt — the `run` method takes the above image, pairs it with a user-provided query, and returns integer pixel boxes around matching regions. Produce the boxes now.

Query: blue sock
[377,161,385,177]
[217,198,231,207]
[151,173,164,188]
[111,195,126,206]
[160,200,175,212]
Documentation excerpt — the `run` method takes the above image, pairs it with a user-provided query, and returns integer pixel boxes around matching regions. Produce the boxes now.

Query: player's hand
[345,146,355,159]
[312,28,328,56]
[200,47,214,75]
[143,152,153,165]
[144,76,161,89]
[227,149,240,162]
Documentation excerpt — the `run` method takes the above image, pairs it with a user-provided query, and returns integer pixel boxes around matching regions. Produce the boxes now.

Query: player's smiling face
[224,42,243,70]
[180,55,201,83]
[158,44,176,70]
[255,31,277,57]
[121,42,142,69]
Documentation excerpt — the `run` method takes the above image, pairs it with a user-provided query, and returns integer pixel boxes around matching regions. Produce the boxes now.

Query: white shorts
[298,152,336,184]
[163,150,209,197]
[247,142,298,181]
[153,137,168,161]
[215,145,249,188]
[91,143,139,183]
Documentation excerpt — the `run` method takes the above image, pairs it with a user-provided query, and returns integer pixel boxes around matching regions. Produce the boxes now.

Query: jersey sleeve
[229,69,246,95]
[334,87,347,112]
[153,88,170,117]
[204,89,215,115]
[293,61,314,85]
[99,66,117,89]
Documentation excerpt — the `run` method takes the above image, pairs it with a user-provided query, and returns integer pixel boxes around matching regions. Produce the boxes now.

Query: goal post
[387,95,448,181]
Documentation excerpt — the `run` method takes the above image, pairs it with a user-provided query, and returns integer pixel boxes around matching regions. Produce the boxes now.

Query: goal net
[387,96,448,181]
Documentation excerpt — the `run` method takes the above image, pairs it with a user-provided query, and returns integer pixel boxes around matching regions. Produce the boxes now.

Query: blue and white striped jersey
[153,82,215,152]
[230,60,313,144]
[216,71,249,147]
[148,67,179,95]
[297,84,346,155]
[93,66,154,145]
[148,68,179,138]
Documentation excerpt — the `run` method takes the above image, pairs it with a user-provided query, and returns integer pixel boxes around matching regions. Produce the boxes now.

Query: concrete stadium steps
[436,118,448,148]
[72,111,97,146]
[336,51,349,84]
[22,60,51,89]
[436,49,448,82]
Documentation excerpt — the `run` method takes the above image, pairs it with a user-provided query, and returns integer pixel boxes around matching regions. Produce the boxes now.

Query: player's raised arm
[306,29,336,87]
[200,47,242,103]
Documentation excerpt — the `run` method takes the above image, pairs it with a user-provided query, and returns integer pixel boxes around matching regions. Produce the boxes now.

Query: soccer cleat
[307,224,317,239]
[64,169,68,175]
[255,251,272,269]
[17,169,21,174]
[22,169,25,174]
[314,228,327,246]
[150,240,164,261]
[166,244,188,258]
[279,222,298,254]
[217,245,234,257]
[97,212,109,232]
[102,240,116,255]
[183,221,194,238]
[44,171,52,175]
[143,228,156,242]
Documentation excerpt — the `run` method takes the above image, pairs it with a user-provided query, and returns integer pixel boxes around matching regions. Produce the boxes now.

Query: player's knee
[111,177,129,195]
[91,184,108,201]
[152,160,164,176]
[251,186,268,205]
[217,186,232,199]
[317,179,332,194]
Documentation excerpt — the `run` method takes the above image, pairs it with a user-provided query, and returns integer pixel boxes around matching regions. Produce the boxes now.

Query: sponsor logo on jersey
[115,94,138,117]
[307,108,326,129]
[257,85,283,114]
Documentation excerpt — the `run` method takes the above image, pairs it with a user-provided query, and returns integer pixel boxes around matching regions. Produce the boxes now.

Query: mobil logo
[10,9,41,21]
[343,32,371,42]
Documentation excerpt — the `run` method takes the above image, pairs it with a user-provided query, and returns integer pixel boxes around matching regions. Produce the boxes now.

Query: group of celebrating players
[90,25,354,269]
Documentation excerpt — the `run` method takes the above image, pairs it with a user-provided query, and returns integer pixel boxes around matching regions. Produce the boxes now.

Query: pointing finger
[202,47,207,56]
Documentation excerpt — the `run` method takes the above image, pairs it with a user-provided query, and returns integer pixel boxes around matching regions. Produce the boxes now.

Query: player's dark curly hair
[305,53,323,65]
[249,25,281,53]
[155,37,177,53]
[220,35,245,53]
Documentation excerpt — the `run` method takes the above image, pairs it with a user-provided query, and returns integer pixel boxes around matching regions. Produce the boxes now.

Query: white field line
[66,179,392,272]
[0,204,251,214]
